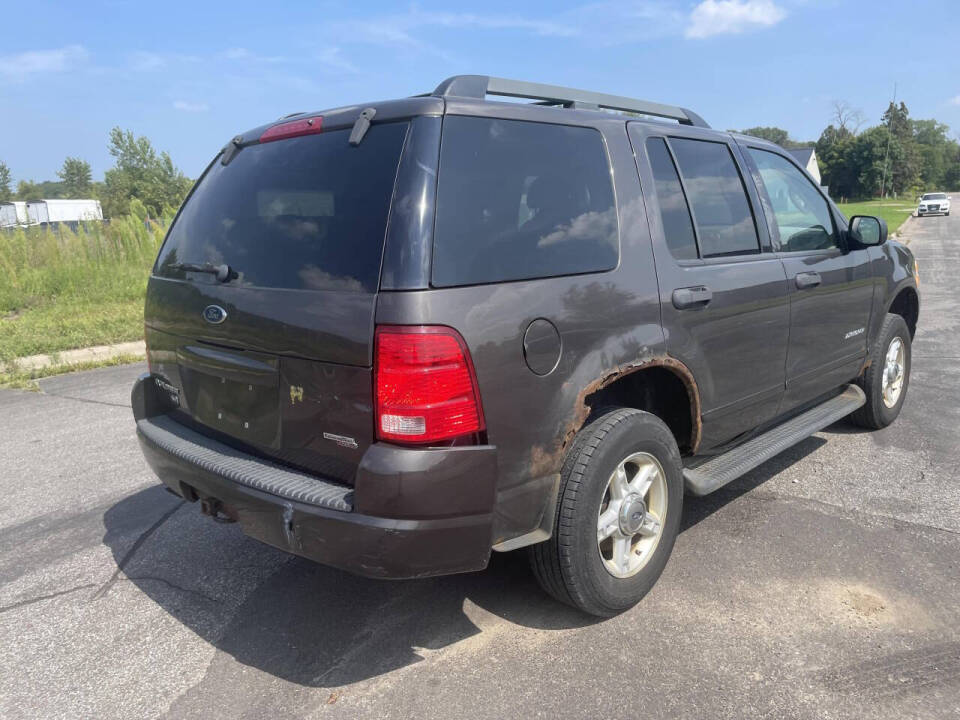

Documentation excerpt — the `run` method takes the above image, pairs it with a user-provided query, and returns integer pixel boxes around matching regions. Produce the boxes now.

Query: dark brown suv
[133,75,920,616]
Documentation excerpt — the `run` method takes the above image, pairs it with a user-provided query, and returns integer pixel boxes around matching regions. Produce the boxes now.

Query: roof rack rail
[431,75,709,128]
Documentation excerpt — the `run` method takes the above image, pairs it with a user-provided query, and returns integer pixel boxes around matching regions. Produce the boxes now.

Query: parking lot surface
[2,213,959,719]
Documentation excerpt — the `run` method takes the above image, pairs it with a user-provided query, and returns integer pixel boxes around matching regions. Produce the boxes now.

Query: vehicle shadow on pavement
[102,433,827,689]
[102,487,594,689]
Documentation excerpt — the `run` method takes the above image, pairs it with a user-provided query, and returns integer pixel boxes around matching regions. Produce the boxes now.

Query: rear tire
[850,313,911,429]
[529,408,683,617]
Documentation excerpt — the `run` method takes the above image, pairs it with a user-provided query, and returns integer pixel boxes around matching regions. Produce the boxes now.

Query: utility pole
[879,82,896,199]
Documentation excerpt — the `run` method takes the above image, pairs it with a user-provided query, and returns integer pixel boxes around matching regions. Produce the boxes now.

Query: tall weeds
[0,213,171,314]
[0,210,174,362]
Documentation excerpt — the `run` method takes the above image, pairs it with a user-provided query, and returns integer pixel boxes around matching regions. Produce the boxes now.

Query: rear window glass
[432,116,618,287]
[156,122,408,292]
[646,137,698,260]
[669,137,759,258]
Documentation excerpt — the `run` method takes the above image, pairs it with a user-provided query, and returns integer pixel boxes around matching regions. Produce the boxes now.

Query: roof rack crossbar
[432,75,709,128]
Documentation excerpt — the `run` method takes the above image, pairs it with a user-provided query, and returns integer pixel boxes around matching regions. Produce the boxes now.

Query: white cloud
[129,51,166,71]
[221,47,286,63]
[0,45,88,80]
[563,1,686,45]
[412,11,577,37]
[686,0,785,39]
[173,100,209,112]
[325,4,698,54]
[315,47,359,74]
[326,8,578,56]
[223,47,251,60]
[949,95,960,106]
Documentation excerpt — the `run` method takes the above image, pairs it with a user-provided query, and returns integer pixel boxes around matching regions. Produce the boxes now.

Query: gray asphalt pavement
[2,213,959,719]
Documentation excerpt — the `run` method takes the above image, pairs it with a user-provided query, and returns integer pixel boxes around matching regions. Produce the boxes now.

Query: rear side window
[669,138,759,258]
[646,138,697,261]
[432,116,618,287]
[156,122,409,292]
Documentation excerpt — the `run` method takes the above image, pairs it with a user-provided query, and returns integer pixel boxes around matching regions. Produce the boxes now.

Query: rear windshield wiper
[167,262,238,283]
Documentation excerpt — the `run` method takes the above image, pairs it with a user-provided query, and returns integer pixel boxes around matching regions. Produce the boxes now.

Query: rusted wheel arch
[566,355,703,456]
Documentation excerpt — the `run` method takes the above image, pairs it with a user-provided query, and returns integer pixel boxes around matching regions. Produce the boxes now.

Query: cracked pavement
[1,213,959,719]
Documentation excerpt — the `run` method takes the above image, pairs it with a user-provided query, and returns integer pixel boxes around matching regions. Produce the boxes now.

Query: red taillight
[259,116,323,143]
[375,325,485,445]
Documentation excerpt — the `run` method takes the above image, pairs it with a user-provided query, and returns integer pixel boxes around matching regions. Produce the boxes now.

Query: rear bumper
[132,374,497,579]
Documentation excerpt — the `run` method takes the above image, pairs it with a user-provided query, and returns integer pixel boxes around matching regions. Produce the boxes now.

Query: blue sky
[2,0,958,184]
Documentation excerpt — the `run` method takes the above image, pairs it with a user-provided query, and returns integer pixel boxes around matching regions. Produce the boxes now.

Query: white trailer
[26,199,103,224]
[0,201,29,227]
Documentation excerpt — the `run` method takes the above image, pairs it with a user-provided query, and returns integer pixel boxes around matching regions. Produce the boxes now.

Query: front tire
[529,409,683,617]
[850,313,912,429]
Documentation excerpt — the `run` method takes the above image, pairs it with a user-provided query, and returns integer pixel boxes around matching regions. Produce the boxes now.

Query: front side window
[668,138,759,258]
[748,148,837,252]
[432,116,618,287]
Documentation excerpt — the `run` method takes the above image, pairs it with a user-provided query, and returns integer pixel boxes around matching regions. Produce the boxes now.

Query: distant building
[26,199,103,225]
[0,201,28,228]
[788,147,821,186]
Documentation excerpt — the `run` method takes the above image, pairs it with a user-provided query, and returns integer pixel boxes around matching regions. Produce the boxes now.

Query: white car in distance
[917,192,950,217]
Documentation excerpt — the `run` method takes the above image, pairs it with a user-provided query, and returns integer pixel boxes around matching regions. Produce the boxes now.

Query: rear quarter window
[646,137,698,261]
[432,116,618,287]
[155,122,409,292]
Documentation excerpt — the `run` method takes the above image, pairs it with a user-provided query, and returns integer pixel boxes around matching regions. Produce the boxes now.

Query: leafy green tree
[911,119,958,190]
[16,179,43,202]
[740,126,790,146]
[851,126,911,197]
[816,125,857,199]
[882,102,912,142]
[879,102,919,196]
[102,128,192,218]
[0,161,12,202]
[57,157,92,198]
[942,143,960,191]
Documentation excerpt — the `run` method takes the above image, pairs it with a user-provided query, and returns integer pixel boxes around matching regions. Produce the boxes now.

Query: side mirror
[849,215,887,246]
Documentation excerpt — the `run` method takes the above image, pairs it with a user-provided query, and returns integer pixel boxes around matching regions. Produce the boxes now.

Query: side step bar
[683,384,865,496]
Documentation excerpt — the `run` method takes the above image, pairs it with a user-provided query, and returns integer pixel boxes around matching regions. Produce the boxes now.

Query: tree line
[0,128,193,218]
[741,100,960,200]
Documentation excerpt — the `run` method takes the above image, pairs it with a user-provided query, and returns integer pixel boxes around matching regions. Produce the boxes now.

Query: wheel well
[585,366,698,454]
[889,287,919,339]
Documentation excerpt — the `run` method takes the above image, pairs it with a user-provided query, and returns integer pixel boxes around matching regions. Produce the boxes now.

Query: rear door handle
[672,286,713,310]
[795,272,822,290]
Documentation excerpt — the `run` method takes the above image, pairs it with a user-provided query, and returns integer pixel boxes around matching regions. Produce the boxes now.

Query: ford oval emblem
[203,305,228,324]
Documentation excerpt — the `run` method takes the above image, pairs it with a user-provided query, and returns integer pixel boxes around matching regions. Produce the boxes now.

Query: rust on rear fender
[528,354,703,479]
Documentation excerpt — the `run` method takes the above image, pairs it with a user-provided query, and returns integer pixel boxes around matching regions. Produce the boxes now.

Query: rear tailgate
[144,120,410,483]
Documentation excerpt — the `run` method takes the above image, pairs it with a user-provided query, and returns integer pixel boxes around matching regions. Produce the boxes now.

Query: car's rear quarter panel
[376,114,665,547]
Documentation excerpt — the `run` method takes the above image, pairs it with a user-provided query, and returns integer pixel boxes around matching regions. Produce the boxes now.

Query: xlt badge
[323,432,358,449]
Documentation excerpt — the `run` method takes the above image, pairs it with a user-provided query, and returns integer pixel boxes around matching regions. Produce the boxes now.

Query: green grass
[0,215,169,366]
[835,198,915,235]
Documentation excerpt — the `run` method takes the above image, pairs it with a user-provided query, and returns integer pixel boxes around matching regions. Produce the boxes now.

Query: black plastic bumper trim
[137,414,354,512]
